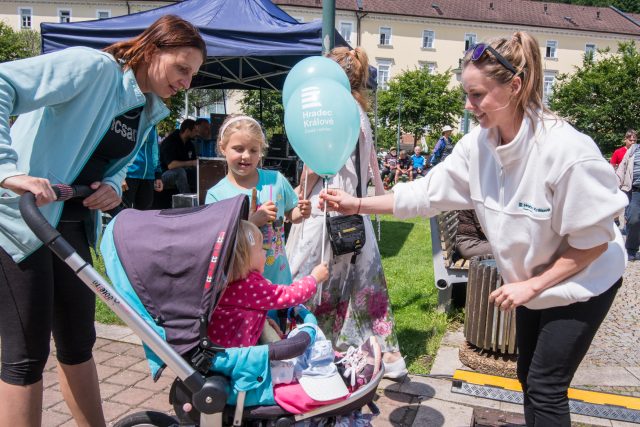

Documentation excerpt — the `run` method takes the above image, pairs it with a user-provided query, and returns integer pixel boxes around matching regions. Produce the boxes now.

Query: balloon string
[301,169,308,240]
[318,178,329,306]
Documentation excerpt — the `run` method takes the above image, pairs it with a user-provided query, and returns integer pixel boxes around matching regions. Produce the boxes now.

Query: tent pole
[184,90,189,119]
[322,0,335,54]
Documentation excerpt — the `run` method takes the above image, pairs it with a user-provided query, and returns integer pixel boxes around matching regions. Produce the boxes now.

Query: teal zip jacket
[127,126,162,180]
[0,46,169,262]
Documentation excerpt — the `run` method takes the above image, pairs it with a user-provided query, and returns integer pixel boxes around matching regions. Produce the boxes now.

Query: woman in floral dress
[286,47,407,379]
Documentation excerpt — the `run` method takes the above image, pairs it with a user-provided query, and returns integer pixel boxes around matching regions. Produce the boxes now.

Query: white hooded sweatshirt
[393,114,628,309]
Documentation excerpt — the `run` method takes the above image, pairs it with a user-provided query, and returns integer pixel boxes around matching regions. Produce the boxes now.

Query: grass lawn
[93,215,460,374]
[376,214,461,374]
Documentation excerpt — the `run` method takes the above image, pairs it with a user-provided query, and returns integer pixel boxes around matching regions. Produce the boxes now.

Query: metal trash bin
[464,255,517,354]
[172,193,199,209]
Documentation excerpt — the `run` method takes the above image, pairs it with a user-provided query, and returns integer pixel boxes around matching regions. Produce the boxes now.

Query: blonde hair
[327,46,370,111]
[217,114,268,157]
[229,220,263,282]
[462,31,550,125]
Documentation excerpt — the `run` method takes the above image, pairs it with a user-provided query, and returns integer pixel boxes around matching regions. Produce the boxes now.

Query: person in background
[615,131,639,261]
[286,46,407,380]
[409,145,427,180]
[610,129,637,170]
[193,117,215,157]
[455,210,492,259]
[319,32,627,425]
[395,149,411,184]
[160,118,198,194]
[380,146,397,187]
[123,126,164,209]
[429,125,454,167]
[0,15,205,426]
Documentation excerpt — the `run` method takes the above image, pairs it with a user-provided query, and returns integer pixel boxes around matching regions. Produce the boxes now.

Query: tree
[549,42,640,156]
[156,92,186,138]
[0,22,39,62]
[188,88,224,117]
[238,90,284,137]
[376,68,465,149]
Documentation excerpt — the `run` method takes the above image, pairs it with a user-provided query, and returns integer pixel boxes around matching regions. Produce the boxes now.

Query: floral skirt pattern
[286,214,399,353]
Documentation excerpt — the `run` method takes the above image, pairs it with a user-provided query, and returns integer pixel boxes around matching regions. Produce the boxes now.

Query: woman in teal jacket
[123,126,164,209]
[0,15,205,426]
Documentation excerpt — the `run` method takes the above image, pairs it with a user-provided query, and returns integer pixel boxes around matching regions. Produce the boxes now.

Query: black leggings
[516,278,621,426]
[0,221,96,385]
[123,178,155,210]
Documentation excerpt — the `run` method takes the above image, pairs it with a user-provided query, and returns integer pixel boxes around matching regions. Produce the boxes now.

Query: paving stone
[414,398,474,427]
[109,386,156,406]
[105,369,149,387]
[41,409,72,427]
[101,340,138,355]
[138,393,175,414]
[99,382,127,399]
[101,400,131,424]
[371,389,419,427]
[96,363,120,380]
[429,345,465,376]
[42,386,64,410]
[102,354,141,369]
[573,367,640,387]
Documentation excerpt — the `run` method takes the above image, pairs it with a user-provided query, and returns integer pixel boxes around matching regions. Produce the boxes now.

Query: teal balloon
[282,56,351,107]
[284,78,360,178]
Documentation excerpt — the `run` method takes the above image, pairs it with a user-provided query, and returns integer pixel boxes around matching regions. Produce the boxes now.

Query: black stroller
[20,186,383,426]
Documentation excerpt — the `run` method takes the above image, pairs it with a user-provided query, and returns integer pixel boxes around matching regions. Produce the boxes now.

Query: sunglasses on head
[467,43,520,77]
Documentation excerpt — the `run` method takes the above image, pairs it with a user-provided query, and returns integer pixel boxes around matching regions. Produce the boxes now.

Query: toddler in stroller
[97,195,384,426]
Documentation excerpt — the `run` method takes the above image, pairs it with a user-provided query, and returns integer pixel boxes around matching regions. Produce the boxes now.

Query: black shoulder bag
[325,144,367,258]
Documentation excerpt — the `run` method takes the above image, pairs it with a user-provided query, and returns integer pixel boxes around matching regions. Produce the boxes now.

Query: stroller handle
[19,186,215,407]
[19,184,121,259]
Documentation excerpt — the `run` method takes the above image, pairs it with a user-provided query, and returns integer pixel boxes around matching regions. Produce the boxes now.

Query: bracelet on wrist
[356,198,362,215]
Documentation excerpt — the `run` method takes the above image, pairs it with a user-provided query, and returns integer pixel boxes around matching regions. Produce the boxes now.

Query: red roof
[273,0,640,36]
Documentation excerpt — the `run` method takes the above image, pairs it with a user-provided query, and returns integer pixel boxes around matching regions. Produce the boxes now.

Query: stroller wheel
[113,411,179,427]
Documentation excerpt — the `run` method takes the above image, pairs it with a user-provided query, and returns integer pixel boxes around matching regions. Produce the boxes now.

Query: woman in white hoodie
[320,32,628,426]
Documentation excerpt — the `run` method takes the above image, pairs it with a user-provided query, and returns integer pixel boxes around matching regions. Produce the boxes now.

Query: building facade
[2,0,639,119]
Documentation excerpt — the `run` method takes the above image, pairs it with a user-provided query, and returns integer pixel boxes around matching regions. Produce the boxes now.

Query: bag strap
[355,141,362,198]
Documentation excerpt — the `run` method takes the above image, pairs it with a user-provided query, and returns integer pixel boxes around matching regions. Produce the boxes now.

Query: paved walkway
[39,262,639,426]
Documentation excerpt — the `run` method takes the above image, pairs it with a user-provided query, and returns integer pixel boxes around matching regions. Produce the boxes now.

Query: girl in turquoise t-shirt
[205,115,311,285]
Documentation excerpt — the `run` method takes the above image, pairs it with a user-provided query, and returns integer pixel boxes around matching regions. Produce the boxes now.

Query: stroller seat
[100,196,383,426]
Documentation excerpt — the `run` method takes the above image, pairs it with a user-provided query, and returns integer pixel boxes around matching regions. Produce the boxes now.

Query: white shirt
[393,114,628,309]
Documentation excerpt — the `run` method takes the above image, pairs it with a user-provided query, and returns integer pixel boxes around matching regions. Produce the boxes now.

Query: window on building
[543,72,556,105]
[97,10,111,19]
[19,8,32,29]
[379,27,392,46]
[420,62,437,74]
[339,22,353,44]
[422,30,434,49]
[59,9,71,23]
[377,60,391,89]
[464,33,477,51]
[585,43,596,59]
[546,40,558,58]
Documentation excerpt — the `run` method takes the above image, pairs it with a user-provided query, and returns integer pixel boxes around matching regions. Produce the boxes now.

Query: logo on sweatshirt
[518,201,551,214]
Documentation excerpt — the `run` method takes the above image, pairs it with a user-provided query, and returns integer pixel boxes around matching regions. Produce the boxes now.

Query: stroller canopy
[102,196,248,355]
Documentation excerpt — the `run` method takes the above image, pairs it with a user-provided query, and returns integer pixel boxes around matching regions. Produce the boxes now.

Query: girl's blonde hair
[217,114,268,157]
[327,46,370,111]
[462,31,550,125]
[229,220,263,282]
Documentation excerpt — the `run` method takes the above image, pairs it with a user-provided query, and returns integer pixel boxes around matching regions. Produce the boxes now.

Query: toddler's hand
[298,199,311,218]
[311,263,329,283]
[251,200,277,226]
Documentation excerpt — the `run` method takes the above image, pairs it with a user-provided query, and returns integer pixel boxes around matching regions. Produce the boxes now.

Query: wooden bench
[430,210,470,311]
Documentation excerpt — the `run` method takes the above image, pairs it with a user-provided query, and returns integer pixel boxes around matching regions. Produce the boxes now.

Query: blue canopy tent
[40,0,359,90]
